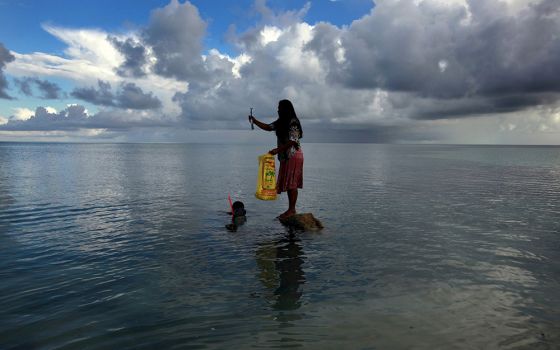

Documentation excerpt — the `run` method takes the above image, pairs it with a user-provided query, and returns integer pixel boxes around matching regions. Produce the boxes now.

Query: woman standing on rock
[249,99,304,219]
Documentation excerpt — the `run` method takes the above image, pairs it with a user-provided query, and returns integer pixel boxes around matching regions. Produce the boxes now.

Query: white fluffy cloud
[11,107,35,121]
[8,25,122,84]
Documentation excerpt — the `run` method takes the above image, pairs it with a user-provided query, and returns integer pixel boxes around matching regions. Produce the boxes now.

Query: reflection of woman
[255,234,306,310]
[249,99,303,219]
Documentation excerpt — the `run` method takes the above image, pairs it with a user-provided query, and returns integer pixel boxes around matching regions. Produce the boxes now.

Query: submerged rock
[279,213,323,231]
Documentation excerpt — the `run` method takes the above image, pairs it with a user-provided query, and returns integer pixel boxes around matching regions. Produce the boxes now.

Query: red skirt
[276,149,303,193]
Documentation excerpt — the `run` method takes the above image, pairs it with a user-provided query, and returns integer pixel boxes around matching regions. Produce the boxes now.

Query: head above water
[232,201,246,217]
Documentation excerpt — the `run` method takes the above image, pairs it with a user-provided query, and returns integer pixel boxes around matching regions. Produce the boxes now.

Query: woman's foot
[278,209,296,220]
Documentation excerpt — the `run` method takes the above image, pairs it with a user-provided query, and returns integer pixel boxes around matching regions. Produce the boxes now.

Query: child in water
[225,201,246,232]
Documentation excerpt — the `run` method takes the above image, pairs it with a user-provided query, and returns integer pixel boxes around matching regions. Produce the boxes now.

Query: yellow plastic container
[255,153,277,200]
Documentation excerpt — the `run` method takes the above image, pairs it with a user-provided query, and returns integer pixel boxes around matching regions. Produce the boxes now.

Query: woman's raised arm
[249,116,273,131]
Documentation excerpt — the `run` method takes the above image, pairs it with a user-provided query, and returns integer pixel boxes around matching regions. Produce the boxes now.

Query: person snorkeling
[249,99,303,219]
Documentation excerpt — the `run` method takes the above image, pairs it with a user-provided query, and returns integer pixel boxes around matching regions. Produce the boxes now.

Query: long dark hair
[274,99,303,139]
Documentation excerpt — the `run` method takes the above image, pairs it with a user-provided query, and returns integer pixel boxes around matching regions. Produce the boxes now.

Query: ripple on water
[1,143,560,349]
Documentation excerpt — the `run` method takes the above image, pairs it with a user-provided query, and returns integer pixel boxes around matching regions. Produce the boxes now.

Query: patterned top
[269,118,302,161]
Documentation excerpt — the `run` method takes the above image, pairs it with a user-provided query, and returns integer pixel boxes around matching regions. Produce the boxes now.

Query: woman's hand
[250,116,274,131]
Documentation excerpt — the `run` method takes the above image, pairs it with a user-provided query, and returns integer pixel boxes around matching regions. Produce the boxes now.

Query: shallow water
[1,143,559,349]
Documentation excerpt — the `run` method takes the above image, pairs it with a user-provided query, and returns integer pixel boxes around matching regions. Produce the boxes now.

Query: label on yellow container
[255,153,277,200]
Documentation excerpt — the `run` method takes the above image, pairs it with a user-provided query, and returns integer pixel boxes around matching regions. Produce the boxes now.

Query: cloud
[43,24,124,70]
[5,21,185,119]
[143,0,207,80]
[0,104,174,131]
[0,42,15,99]
[11,107,35,121]
[2,0,560,144]
[172,23,317,129]
[14,77,64,99]
[14,77,33,96]
[171,3,400,131]
[108,36,148,78]
[169,0,560,137]
[116,82,163,109]
[71,80,115,106]
[305,0,560,115]
[7,2,206,82]
[33,78,63,99]
[71,80,162,109]
[3,105,91,131]
[5,25,124,85]
[253,0,311,26]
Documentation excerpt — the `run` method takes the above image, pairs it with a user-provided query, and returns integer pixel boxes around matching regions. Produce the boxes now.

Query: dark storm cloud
[14,77,63,99]
[71,80,162,110]
[457,0,560,96]
[0,42,15,99]
[105,1,208,81]
[303,124,438,144]
[71,80,114,106]
[116,83,162,110]
[0,104,174,131]
[34,79,62,99]
[305,0,560,118]
[14,77,32,96]
[0,105,91,131]
[108,36,148,77]
[394,92,560,120]
[143,0,207,80]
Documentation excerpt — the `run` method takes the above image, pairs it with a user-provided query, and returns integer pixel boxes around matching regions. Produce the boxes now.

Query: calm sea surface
[0,143,559,349]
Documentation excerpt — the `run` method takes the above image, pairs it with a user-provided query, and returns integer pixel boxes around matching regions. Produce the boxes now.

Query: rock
[279,213,323,231]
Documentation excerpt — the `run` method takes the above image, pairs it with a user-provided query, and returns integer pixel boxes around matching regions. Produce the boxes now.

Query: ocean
[0,142,559,349]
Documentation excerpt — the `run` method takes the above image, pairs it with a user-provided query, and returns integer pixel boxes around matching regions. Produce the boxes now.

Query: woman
[249,99,303,219]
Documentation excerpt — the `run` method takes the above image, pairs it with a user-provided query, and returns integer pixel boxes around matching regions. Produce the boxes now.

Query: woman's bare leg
[279,189,297,219]
[288,189,298,213]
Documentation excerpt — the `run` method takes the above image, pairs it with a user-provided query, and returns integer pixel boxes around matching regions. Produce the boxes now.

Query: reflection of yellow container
[256,153,277,200]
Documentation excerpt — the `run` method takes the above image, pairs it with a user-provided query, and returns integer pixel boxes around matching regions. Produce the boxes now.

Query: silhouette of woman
[249,100,303,219]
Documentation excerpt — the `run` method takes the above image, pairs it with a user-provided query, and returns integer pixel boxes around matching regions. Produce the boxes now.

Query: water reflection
[256,233,306,311]
[1,143,559,348]
[0,150,16,238]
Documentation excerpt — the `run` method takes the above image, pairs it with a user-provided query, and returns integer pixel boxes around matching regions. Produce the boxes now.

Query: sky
[0,0,559,144]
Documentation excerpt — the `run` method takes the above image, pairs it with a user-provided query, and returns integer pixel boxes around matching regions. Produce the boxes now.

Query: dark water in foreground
[0,143,559,349]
